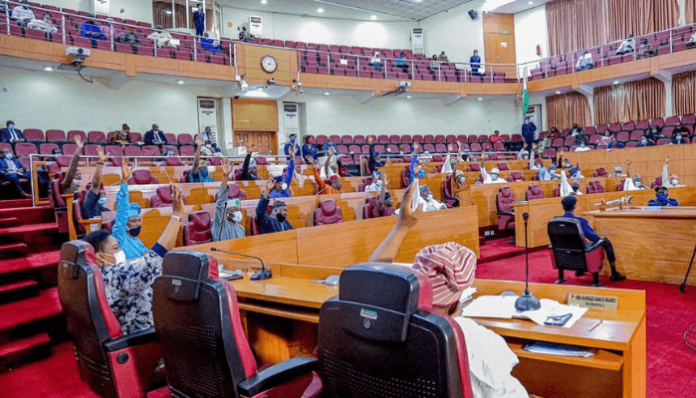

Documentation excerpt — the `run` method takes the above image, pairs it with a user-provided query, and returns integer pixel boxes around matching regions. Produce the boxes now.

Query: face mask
[103,250,126,266]
[228,211,243,223]
[128,226,141,237]
[308,140,314,145]
[677,136,682,141]
[281,182,288,191]
[276,212,286,222]
[200,169,209,177]
[522,155,529,160]
[634,181,642,188]
[205,144,212,148]
[73,179,82,186]
[657,194,668,201]
[641,139,647,144]
[671,179,679,185]
[417,170,426,179]
[8,124,14,130]
[290,139,295,145]
[491,173,499,180]
[580,143,586,147]
[427,194,434,201]
[457,177,465,184]
[4,153,12,159]
[98,197,107,206]
[167,151,174,156]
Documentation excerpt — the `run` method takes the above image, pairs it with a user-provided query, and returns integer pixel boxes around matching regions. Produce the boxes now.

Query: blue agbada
[113,184,149,259]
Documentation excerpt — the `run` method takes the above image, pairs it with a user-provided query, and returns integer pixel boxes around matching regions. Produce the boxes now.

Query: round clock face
[261,55,278,73]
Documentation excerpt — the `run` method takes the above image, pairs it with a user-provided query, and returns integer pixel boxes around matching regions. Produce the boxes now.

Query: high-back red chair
[651,177,663,189]
[441,176,460,208]
[164,157,185,166]
[586,180,604,194]
[497,162,510,171]
[314,199,343,225]
[466,163,480,172]
[507,171,525,182]
[548,218,605,286]
[526,184,545,200]
[496,186,516,238]
[127,170,159,185]
[152,251,320,398]
[183,211,213,245]
[401,165,411,187]
[317,263,475,398]
[594,167,608,177]
[358,177,373,192]
[150,186,187,208]
[214,184,248,201]
[58,241,166,398]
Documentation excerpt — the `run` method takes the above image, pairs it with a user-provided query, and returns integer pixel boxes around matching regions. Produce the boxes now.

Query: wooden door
[483,13,517,78]
[235,131,277,154]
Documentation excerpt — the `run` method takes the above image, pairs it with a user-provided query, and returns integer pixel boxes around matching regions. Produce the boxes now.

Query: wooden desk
[227,273,645,398]
[591,206,696,286]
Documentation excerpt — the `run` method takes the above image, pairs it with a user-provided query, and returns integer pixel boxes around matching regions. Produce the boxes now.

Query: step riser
[0,230,62,249]
[0,208,55,226]
[0,218,18,228]
[0,315,64,345]
[0,268,58,290]
[0,343,52,373]
[0,284,39,305]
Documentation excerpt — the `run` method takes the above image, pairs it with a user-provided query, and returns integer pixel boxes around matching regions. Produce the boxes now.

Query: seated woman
[113,157,150,259]
[369,184,530,398]
[82,184,184,335]
[110,124,132,145]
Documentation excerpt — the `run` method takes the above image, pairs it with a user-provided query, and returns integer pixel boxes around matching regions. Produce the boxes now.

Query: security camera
[267,77,276,85]
[240,81,249,93]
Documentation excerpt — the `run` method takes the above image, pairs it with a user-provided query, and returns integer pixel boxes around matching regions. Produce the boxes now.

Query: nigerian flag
[522,67,529,114]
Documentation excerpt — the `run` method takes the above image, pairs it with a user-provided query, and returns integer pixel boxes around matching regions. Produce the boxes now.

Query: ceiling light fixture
[261,0,267,4]
[478,97,483,101]
[164,10,172,14]
[177,80,184,85]
[317,8,324,13]
[528,1,533,4]
[406,95,412,99]
[43,66,53,72]
[613,80,620,85]
[370,15,377,20]
[555,91,561,94]
[324,92,330,96]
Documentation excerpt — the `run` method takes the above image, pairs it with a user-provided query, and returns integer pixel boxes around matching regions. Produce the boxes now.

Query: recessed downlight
[317,8,324,13]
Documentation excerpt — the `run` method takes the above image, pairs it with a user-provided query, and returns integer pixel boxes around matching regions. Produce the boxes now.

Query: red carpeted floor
[1,239,695,397]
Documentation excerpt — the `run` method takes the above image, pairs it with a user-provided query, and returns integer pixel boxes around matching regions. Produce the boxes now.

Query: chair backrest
[24,128,45,142]
[15,143,38,156]
[318,263,474,398]
[183,211,213,245]
[497,162,509,171]
[497,186,515,212]
[587,180,604,194]
[651,176,663,189]
[152,251,258,398]
[88,131,107,143]
[467,163,480,172]
[594,167,608,177]
[150,185,187,207]
[164,157,185,166]
[526,184,545,200]
[177,133,194,145]
[314,199,343,225]
[46,129,67,142]
[57,241,124,398]
[128,170,159,185]
[508,171,524,182]
[547,217,591,270]
[401,166,411,188]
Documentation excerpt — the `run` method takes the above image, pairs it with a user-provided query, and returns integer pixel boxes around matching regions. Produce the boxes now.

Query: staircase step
[0,217,18,228]
[0,223,61,252]
[0,206,55,226]
[0,251,61,288]
[0,243,28,257]
[0,199,33,210]
[0,280,39,304]
[0,288,62,335]
[0,332,52,370]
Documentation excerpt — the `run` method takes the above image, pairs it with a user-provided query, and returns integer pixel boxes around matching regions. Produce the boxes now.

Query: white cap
[491,168,500,174]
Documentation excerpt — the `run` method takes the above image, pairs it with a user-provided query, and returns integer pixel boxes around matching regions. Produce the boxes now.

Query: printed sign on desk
[568,293,619,310]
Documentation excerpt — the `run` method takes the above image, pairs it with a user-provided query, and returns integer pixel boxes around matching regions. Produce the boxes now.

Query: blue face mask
[200,169,209,177]
[98,197,107,206]
[417,170,426,179]
[656,194,668,201]
[8,124,14,130]
[290,139,295,145]
[128,226,141,237]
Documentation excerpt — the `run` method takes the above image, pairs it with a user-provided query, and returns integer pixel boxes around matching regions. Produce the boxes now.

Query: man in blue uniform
[647,186,679,207]
[193,3,205,37]
[521,117,536,151]
[470,49,481,76]
[256,179,293,234]
[560,196,626,282]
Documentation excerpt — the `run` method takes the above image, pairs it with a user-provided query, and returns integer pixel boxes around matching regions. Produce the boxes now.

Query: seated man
[622,159,647,191]
[308,153,343,194]
[256,179,293,234]
[189,136,216,183]
[81,147,111,219]
[645,126,662,142]
[671,131,686,145]
[113,158,150,260]
[687,30,696,48]
[648,186,679,207]
[0,120,25,143]
[283,134,298,160]
[530,147,559,181]
[11,0,34,27]
[0,147,31,198]
[82,185,184,335]
[560,170,583,196]
[662,157,684,188]
[569,123,583,137]
[409,143,426,182]
[576,50,594,71]
[615,34,635,55]
[144,124,167,145]
[574,141,591,152]
[213,158,246,241]
[240,144,259,181]
[637,134,654,147]
[147,26,177,48]
[80,15,106,46]
[559,196,625,281]
[367,136,386,173]
[60,136,85,195]
[373,174,396,218]
[269,147,295,199]
[418,185,446,212]
[117,27,141,49]
[489,130,504,143]
[609,165,626,177]
[479,151,505,184]
[364,170,386,193]
[369,184,529,397]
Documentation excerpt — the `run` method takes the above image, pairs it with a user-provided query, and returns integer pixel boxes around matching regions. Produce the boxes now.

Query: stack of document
[460,295,588,328]
[524,342,596,357]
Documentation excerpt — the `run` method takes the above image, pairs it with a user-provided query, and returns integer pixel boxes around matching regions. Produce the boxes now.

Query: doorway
[483,13,517,78]
[235,131,277,154]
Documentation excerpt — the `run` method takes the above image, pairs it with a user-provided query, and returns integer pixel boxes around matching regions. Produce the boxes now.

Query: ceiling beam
[360,92,376,105]
[444,94,461,107]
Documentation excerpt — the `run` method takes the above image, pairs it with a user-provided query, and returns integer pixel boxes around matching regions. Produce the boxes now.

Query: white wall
[222,8,414,49]
[43,0,153,24]
[418,0,486,65]
[278,93,523,140]
[514,6,549,68]
[0,67,222,136]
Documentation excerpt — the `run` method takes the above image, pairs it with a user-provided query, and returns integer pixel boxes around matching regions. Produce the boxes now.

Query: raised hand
[382,171,389,186]
[305,155,316,165]
[626,159,631,166]
[263,179,275,197]
[171,184,184,218]
[447,143,454,152]
[195,135,203,148]
[74,135,84,151]
[328,146,335,157]
[97,146,110,163]
[412,142,419,152]
[397,182,423,229]
[289,144,296,158]
[665,156,670,164]
[221,158,232,176]
[121,156,134,181]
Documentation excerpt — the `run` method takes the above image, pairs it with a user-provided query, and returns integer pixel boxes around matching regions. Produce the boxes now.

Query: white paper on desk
[516,299,588,328]
[461,296,588,328]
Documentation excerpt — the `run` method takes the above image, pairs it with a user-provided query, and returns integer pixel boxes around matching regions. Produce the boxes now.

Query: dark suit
[562,211,615,263]
[144,130,168,145]
[0,157,30,196]
[0,128,25,143]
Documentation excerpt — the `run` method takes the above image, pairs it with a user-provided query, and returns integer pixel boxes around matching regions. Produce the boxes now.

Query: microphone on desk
[515,212,541,311]
[211,247,272,280]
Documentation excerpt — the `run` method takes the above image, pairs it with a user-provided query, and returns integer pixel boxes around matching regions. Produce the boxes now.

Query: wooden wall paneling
[232,99,279,132]
[240,44,296,85]
[483,13,517,78]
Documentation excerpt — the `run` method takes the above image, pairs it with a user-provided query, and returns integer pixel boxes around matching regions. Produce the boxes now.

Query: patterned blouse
[100,250,163,335]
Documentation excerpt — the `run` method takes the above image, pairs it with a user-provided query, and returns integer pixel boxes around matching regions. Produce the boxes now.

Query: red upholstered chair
[467,163,480,172]
[594,167,608,177]
[358,177,373,192]
[164,157,185,166]
[526,184,545,200]
[586,181,604,194]
[49,172,70,234]
[214,183,248,201]
[314,199,343,225]
[507,171,525,182]
[177,134,194,146]
[73,190,89,236]
[548,217,605,286]
[651,177,663,189]
[152,252,320,398]
[496,186,516,240]
[183,211,213,245]
[616,179,625,191]
[127,170,159,185]
[497,162,510,171]
[317,263,475,398]
[441,176,460,208]
[150,186,187,208]
[401,165,411,188]
[58,241,166,398]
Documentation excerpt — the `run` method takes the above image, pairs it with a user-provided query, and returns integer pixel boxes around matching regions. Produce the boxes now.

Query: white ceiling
[489,0,553,14]
[221,0,474,21]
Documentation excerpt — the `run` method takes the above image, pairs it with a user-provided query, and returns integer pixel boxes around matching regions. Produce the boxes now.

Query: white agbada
[441,153,453,174]
[662,164,685,188]
[560,170,583,196]
[623,178,646,191]
[480,167,506,184]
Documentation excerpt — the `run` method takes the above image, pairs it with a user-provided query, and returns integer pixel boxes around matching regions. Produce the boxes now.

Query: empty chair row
[16,129,196,146]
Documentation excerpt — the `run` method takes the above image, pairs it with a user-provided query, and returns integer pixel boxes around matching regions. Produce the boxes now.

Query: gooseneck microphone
[515,212,541,311]
[211,247,272,280]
